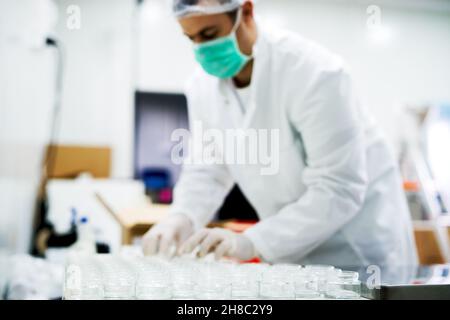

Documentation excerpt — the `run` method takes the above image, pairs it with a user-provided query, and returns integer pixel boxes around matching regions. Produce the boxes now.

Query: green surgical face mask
[193,10,251,79]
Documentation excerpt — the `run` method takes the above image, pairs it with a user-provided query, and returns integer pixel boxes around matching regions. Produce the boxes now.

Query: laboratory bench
[356,264,450,300]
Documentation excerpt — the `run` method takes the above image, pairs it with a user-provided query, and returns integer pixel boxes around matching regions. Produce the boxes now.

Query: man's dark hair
[227,9,238,23]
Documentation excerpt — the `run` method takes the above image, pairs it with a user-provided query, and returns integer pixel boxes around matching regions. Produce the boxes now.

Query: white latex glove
[179,228,257,261]
[142,213,194,257]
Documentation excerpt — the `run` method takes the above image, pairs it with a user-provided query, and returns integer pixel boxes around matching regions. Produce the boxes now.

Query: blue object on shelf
[79,216,88,224]
[142,168,172,190]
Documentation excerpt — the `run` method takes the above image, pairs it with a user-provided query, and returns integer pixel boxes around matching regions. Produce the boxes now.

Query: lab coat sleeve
[244,68,368,262]
[169,83,235,231]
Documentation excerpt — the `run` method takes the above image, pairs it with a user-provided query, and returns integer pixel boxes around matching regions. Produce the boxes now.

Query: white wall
[137,0,450,143]
[55,0,135,178]
[0,0,57,253]
[0,0,136,253]
[0,45,54,252]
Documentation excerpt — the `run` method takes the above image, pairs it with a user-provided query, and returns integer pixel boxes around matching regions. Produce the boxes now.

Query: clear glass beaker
[81,273,104,300]
[325,271,361,299]
[194,262,231,300]
[293,270,321,299]
[103,271,135,300]
[101,256,136,300]
[170,258,196,299]
[259,266,295,299]
[304,265,340,296]
[231,264,260,299]
[135,265,172,300]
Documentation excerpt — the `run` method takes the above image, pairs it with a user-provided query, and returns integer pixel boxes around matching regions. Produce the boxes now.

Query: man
[142,0,418,267]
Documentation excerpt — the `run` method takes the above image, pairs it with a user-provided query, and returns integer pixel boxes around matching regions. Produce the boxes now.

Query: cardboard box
[45,144,111,179]
[95,192,170,245]
[413,221,447,265]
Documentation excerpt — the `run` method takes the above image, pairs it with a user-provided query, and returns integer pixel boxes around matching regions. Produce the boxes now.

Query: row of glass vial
[64,256,361,300]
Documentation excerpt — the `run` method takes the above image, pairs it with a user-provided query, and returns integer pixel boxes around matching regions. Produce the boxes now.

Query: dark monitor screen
[134,91,188,185]
[134,91,258,220]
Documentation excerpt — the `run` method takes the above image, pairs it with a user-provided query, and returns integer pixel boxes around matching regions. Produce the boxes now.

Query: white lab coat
[170,25,418,267]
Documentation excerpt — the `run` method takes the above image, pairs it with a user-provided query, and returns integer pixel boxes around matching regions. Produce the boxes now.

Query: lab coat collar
[217,21,272,129]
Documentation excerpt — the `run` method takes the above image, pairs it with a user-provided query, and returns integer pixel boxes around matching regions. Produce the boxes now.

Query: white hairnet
[173,0,245,18]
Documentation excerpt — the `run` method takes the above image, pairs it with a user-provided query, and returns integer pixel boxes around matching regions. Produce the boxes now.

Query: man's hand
[179,228,257,261]
[142,213,194,257]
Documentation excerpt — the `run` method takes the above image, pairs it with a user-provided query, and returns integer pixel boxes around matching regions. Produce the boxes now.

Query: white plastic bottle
[71,216,96,255]
[64,216,97,300]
